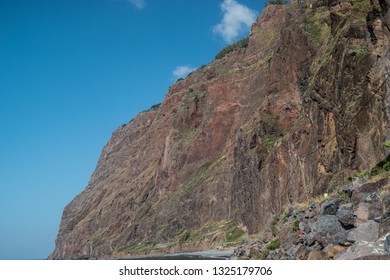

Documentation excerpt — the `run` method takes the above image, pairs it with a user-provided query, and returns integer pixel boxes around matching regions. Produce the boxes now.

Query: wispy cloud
[213,0,258,43]
[172,66,196,79]
[128,0,146,9]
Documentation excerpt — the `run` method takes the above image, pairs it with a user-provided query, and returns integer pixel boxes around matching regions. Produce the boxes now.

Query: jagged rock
[304,203,319,219]
[354,202,371,225]
[325,245,347,259]
[310,215,344,246]
[341,184,353,197]
[262,230,274,243]
[278,223,299,249]
[352,179,389,202]
[384,235,390,254]
[299,221,311,234]
[266,249,280,260]
[320,199,340,216]
[335,240,385,260]
[307,250,326,260]
[355,255,390,260]
[286,244,306,260]
[351,177,367,191]
[286,208,304,222]
[308,241,323,252]
[380,218,390,237]
[304,232,316,247]
[336,203,355,227]
[347,221,379,243]
[235,246,247,257]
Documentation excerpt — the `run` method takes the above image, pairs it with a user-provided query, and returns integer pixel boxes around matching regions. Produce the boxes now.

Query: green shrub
[215,37,249,59]
[270,215,279,235]
[267,238,280,250]
[149,103,161,110]
[259,249,269,259]
[291,220,300,231]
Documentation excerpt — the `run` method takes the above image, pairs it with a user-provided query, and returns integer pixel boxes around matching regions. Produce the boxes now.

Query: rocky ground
[232,174,390,260]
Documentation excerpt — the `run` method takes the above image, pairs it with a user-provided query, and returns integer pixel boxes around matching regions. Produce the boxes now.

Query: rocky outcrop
[50,0,390,259]
[232,174,390,260]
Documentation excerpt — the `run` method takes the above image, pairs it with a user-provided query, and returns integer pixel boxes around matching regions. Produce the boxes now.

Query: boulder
[304,203,319,219]
[310,215,345,246]
[286,208,305,222]
[385,235,390,254]
[355,255,390,260]
[347,220,379,242]
[307,250,326,260]
[335,240,385,260]
[285,244,307,260]
[336,203,355,227]
[354,202,371,225]
[325,245,347,259]
[266,249,280,260]
[320,199,340,216]
[299,221,311,234]
[278,223,300,249]
[312,215,343,235]
[352,179,389,202]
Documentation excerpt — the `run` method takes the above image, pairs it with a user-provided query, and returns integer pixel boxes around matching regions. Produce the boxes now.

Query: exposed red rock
[50,0,390,259]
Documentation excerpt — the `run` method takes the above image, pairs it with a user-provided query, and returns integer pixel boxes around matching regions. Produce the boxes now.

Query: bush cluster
[215,37,249,59]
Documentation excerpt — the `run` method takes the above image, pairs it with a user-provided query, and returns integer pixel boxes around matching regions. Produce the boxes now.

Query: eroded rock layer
[50,0,390,259]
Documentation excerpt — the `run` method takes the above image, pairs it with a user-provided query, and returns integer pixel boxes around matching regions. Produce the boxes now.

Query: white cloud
[213,0,258,43]
[128,0,146,9]
[172,66,196,79]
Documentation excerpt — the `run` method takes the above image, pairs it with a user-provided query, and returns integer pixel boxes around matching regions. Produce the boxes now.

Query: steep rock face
[50,0,390,259]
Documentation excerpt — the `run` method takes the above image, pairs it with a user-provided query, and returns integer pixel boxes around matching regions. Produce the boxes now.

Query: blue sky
[0,0,266,259]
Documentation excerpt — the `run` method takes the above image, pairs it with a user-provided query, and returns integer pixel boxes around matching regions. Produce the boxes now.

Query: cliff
[50,0,390,259]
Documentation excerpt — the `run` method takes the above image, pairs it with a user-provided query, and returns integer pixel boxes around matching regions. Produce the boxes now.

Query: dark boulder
[320,199,341,216]
[336,203,355,228]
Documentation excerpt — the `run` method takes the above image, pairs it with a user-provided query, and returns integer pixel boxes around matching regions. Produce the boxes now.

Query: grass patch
[349,45,368,59]
[352,0,371,11]
[270,215,279,236]
[259,249,269,260]
[290,220,300,232]
[176,220,246,248]
[116,243,155,254]
[264,135,278,149]
[304,8,331,47]
[267,238,280,251]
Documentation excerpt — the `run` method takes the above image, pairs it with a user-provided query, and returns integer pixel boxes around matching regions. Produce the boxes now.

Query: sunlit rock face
[50,0,390,259]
